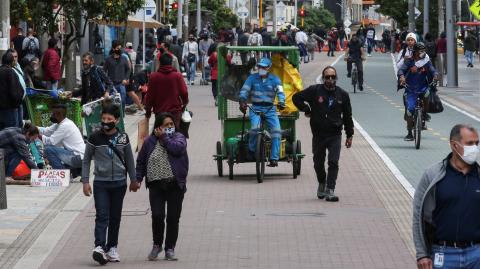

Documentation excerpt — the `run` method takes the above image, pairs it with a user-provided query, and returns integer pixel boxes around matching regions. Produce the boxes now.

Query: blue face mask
[164,127,175,136]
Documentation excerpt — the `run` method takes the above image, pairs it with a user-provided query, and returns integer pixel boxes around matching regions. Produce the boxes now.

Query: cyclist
[239,58,286,167]
[345,34,366,91]
[398,42,439,141]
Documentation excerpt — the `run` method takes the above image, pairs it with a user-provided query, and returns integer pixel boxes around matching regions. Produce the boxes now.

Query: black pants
[328,40,336,56]
[149,182,185,250]
[347,58,364,87]
[312,135,342,190]
[93,182,127,250]
[211,79,218,100]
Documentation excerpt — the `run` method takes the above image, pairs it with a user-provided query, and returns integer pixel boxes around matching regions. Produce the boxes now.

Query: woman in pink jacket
[42,38,61,90]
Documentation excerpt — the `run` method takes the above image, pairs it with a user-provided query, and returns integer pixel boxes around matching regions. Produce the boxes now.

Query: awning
[362,19,380,25]
[363,0,375,5]
[94,16,163,29]
[456,21,480,26]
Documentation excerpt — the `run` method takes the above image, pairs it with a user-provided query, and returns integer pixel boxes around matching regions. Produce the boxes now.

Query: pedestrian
[167,36,183,69]
[42,38,61,91]
[136,112,188,261]
[413,124,480,269]
[155,43,180,72]
[0,122,39,177]
[75,52,113,105]
[103,40,131,112]
[261,28,272,46]
[20,57,44,89]
[208,43,219,106]
[199,33,214,84]
[295,27,309,63]
[38,104,85,176]
[292,66,354,202]
[10,28,26,59]
[307,29,323,62]
[436,32,447,74]
[145,53,189,136]
[237,30,250,64]
[424,33,437,68]
[345,34,366,91]
[0,50,24,130]
[327,27,338,57]
[382,29,391,53]
[338,26,346,50]
[124,42,137,73]
[81,103,140,265]
[21,28,41,61]
[182,34,199,85]
[365,23,376,56]
[463,31,477,68]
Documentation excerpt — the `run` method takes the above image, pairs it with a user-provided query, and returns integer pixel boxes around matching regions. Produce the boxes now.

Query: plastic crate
[26,95,83,129]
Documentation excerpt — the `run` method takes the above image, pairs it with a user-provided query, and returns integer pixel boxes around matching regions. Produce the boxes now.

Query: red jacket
[42,48,61,81]
[208,52,218,80]
[145,65,188,118]
[436,38,447,54]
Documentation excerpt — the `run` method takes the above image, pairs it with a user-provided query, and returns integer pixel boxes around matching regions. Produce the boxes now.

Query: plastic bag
[426,88,444,114]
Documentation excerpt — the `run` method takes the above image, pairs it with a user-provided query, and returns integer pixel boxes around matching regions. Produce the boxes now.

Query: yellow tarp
[270,54,303,115]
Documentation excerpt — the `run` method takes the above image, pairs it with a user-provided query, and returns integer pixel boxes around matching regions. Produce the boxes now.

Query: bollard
[0,149,6,209]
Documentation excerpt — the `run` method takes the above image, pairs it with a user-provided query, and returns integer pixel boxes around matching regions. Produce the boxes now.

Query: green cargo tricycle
[213,46,305,183]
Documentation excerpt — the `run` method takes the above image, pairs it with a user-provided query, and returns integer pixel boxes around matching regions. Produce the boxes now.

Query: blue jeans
[248,106,281,161]
[44,145,82,169]
[367,38,375,54]
[46,80,58,91]
[465,50,474,65]
[93,181,127,250]
[113,84,127,112]
[431,244,480,268]
[6,151,22,176]
[0,108,22,131]
[187,61,196,83]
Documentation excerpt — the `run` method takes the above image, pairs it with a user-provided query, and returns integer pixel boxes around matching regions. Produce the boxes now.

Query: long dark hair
[152,112,175,135]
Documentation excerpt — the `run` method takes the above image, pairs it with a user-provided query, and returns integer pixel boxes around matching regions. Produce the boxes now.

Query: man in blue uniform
[239,58,285,167]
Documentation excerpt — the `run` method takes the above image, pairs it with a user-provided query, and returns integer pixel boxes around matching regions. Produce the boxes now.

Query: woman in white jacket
[182,34,199,85]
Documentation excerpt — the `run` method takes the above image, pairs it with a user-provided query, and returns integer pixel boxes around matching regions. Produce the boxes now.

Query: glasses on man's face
[324,75,337,81]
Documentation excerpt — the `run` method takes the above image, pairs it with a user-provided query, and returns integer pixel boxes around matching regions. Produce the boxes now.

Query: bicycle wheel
[216,141,223,177]
[255,134,265,183]
[296,140,302,176]
[228,144,235,180]
[352,70,358,93]
[292,142,297,179]
[414,110,422,150]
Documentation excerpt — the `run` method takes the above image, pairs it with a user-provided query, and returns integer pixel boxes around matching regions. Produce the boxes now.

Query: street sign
[406,7,422,20]
[470,0,480,20]
[344,19,352,28]
[237,6,249,19]
[133,0,157,20]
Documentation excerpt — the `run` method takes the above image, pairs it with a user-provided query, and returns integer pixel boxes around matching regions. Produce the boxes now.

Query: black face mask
[50,116,59,124]
[101,121,116,131]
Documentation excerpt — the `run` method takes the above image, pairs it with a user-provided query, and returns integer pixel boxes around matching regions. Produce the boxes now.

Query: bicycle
[412,95,425,150]
[351,61,359,93]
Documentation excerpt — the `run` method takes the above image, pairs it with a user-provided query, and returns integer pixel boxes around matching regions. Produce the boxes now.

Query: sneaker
[404,132,414,141]
[325,189,339,202]
[148,245,162,261]
[317,182,326,199]
[268,160,278,167]
[92,246,108,265]
[165,249,178,261]
[347,73,351,78]
[368,54,372,57]
[106,246,120,262]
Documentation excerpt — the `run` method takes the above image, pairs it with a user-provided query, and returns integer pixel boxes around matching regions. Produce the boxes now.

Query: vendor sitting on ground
[0,122,39,177]
[38,104,85,173]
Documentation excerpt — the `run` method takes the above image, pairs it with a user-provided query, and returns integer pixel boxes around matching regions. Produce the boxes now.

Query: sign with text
[31,169,70,187]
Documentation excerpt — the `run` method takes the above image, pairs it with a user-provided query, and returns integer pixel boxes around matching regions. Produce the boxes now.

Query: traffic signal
[171,2,178,9]
[299,8,305,17]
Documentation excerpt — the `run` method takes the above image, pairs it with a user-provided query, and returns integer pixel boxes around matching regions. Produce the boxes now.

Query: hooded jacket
[42,48,61,81]
[145,65,188,118]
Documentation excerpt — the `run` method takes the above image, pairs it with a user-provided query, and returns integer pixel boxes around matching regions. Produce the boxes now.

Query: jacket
[103,55,131,84]
[412,154,480,260]
[239,73,285,105]
[208,52,218,80]
[398,58,438,93]
[292,84,354,138]
[136,133,188,191]
[0,127,37,169]
[39,117,85,158]
[145,65,188,118]
[76,65,113,105]
[81,130,136,183]
[0,65,24,109]
[42,48,61,81]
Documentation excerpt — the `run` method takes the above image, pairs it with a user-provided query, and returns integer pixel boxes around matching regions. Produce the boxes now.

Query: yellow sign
[470,0,480,20]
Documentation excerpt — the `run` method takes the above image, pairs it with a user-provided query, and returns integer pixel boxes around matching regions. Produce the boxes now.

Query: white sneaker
[106,246,120,262]
[368,54,372,57]
[92,246,108,265]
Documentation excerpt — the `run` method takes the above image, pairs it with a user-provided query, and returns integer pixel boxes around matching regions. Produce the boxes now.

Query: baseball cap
[126,42,133,48]
[257,58,272,68]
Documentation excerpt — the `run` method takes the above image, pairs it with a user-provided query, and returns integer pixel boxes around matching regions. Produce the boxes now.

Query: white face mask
[258,69,268,76]
[164,127,175,136]
[455,142,480,165]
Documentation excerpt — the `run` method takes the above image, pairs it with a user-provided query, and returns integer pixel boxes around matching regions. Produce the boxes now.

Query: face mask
[455,143,480,165]
[50,116,59,124]
[101,121,116,131]
[114,49,121,55]
[164,127,175,136]
[258,69,268,76]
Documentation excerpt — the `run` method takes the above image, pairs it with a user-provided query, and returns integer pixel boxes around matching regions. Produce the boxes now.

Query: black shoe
[359,85,364,91]
[325,189,339,202]
[268,160,278,167]
[347,73,351,78]
[404,132,414,141]
[424,113,431,122]
[317,183,326,199]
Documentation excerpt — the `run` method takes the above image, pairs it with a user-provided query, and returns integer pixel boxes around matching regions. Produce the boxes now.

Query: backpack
[425,41,436,58]
[24,38,39,58]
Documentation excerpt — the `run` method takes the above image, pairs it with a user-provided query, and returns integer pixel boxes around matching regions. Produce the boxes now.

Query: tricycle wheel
[255,134,265,183]
[296,140,302,176]
[216,141,223,177]
[292,141,298,179]
[228,144,235,180]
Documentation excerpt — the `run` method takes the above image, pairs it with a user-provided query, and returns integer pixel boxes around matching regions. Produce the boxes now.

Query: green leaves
[303,6,336,30]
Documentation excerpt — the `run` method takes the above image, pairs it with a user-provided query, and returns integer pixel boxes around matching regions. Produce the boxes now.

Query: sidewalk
[27,52,417,269]
[438,56,480,118]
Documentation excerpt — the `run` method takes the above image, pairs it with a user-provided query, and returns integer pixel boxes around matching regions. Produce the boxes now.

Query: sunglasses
[324,75,337,80]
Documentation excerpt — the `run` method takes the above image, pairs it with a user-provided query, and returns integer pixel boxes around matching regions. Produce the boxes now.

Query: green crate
[26,95,83,130]
[82,97,125,137]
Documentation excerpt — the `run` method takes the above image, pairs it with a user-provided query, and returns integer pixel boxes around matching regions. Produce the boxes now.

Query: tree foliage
[302,6,336,30]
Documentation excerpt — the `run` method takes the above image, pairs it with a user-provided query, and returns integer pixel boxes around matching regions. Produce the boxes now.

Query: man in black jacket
[76,52,113,105]
[292,66,354,202]
[0,51,24,130]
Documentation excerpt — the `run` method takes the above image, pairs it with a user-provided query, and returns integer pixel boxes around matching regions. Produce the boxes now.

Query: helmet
[257,58,272,68]
[413,42,426,52]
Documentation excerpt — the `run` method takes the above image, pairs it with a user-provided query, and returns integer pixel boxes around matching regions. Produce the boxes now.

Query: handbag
[187,43,196,63]
[181,108,192,123]
[426,87,444,114]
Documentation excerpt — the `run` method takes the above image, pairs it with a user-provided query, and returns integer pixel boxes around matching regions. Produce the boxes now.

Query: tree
[302,6,336,30]
[11,0,144,87]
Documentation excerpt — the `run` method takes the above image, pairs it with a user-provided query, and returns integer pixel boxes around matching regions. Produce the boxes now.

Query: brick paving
[39,53,415,269]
